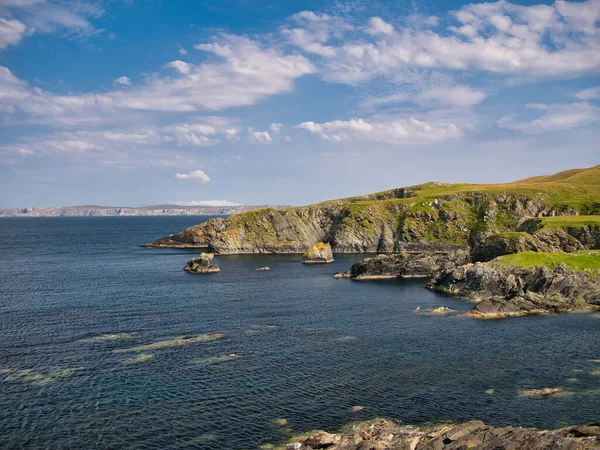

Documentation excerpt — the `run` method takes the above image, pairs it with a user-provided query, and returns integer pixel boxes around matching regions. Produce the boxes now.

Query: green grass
[494,251,600,273]
[528,216,600,229]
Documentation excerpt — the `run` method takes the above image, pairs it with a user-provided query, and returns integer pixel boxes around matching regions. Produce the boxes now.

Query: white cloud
[284,1,600,84]
[296,116,462,145]
[365,17,394,36]
[575,86,600,100]
[0,34,316,126]
[0,18,27,49]
[497,101,600,133]
[163,60,191,75]
[113,76,131,86]
[175,169,211,183]
[417,85,486,107]
[248,130,272,144]
[179,48,187,55]
[174,200,241,207]
[525,103,549,110]
[270,122,283,133]
[0,0,104,48]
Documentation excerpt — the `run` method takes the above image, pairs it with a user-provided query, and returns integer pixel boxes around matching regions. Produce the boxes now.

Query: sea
[0,216,599,449]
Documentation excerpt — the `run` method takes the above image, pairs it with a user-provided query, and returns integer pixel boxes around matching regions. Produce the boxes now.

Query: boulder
[183,252,221,274]
[256,266,271,271]
[302,242,334,264]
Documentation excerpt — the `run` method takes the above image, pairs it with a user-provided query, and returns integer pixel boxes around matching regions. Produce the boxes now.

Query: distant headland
[0,204,288,218]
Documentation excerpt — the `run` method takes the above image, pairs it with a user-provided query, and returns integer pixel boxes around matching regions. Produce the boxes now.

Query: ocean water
[0,216,599,449]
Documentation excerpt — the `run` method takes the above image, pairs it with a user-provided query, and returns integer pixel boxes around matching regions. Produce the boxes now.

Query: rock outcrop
[183,253,220,274]
[302,242,334,264]
[429,262,600,318]
[341,244,469,280]
[278,418,600,450]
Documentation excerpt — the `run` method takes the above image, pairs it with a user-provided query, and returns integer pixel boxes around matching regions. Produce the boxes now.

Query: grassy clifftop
[146,165,600,253]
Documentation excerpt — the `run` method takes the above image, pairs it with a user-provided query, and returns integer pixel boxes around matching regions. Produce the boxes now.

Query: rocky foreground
[428,261,600,318]
[276,418,600,450]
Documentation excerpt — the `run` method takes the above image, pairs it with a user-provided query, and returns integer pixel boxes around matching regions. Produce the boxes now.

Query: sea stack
[301,242,334,264]
[184,252,221,274]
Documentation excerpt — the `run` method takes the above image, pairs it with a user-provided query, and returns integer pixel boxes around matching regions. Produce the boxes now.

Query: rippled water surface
[1,217,599,449]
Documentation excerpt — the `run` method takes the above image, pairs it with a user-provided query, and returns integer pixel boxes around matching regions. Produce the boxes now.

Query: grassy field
[306,164,600,214]
[494,251,600,272]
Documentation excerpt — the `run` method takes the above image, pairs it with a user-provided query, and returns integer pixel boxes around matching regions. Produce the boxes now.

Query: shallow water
[0,217,599,449]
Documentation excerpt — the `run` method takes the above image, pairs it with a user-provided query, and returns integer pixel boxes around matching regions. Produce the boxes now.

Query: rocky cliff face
[429,262,600,318]
[471,220,600,262]
[277,418,600,450]
[143,192,560,254]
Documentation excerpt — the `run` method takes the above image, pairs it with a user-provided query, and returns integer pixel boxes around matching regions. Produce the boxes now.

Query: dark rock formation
[429,262,600,318]
[470,232,550,262]
[278,418,600,450]
[341,245,469,280]
[183,253,220,274]
[302,242,334,264]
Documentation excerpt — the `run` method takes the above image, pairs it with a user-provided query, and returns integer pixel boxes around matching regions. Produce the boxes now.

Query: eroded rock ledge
[428,262,600,318]
[338,244,469,280]
[277,418,600,450]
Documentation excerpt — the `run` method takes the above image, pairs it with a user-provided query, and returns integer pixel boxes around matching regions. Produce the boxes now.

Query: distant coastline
[0,204,288,218]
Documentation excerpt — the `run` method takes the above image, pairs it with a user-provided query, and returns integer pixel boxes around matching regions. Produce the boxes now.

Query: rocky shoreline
[428,261,600,318]
[273,417,600,449]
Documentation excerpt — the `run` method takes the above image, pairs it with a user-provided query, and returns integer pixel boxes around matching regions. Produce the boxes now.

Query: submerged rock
[519,388,565,398]
[429,262,600,318]
[184,252,220,274]
[431,306,453,314]
[301,242,334,264]
[277,417,600,449]
[114,333,223,353]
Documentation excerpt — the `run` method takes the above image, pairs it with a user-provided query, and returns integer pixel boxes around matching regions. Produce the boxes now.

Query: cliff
[143,165,600,254]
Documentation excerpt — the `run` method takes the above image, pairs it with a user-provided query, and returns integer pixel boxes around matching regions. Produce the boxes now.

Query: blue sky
[0,0,599,208]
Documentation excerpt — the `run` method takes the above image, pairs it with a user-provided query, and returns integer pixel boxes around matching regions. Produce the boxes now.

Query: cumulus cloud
[248,130,272,143]
[114,76,131,86]
[296,116,462,145]
[283,0,600,84]
[174,200,241,207]
[270,122,283,133]
[497,101,600,133]
[175,169,211,183]
[163,60,191,75]
[365,17,394,35]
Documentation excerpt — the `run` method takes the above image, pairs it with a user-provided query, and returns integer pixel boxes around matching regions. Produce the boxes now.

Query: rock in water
[301,242,334,264]
[256,266,271,271]
[184,252,221,274]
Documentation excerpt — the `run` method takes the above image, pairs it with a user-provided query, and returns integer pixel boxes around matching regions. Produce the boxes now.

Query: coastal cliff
[143,165,600,253]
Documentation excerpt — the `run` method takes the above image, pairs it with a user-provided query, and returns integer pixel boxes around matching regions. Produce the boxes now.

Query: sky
[0,0,599,208]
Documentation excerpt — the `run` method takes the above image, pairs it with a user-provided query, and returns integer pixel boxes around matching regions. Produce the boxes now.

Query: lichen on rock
[301,242,334,264]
